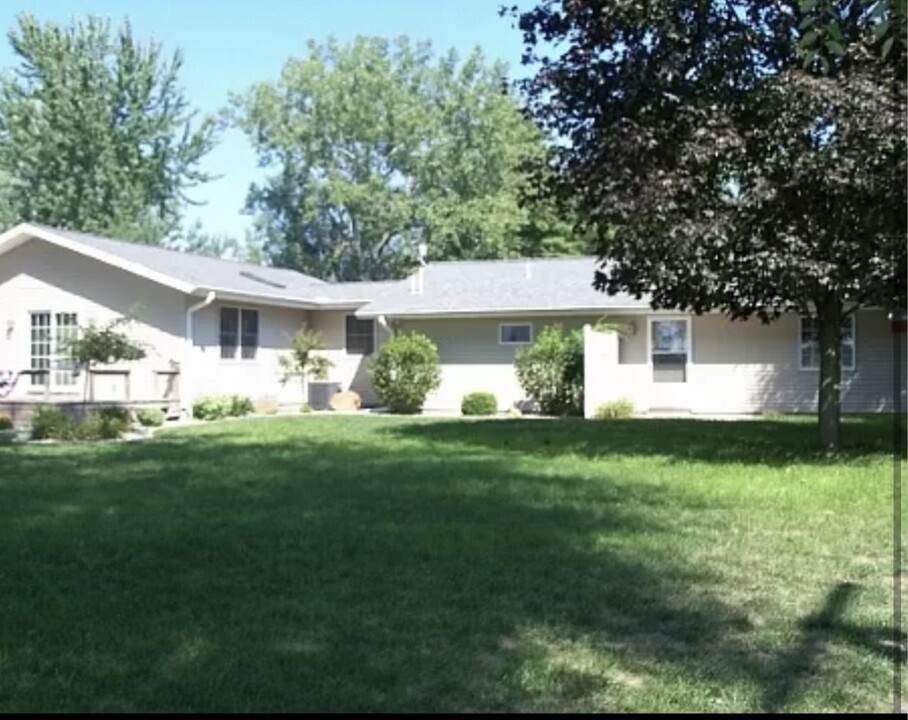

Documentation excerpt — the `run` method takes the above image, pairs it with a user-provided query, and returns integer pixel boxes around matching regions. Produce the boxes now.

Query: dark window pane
[500,324,532,344]
[653,353,686,383]
[346,316,374,355]
[220,307,239,359]
[241,310,259,359]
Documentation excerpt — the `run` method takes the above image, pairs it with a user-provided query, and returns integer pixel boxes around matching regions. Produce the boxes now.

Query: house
[0,222,903,421]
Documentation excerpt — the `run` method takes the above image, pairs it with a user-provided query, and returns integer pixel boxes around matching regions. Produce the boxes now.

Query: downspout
[183,291,216,418]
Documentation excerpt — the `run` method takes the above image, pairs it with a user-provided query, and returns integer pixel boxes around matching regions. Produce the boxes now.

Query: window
[651,319,688,383]
[799,315,855,371]
[346,316,375,355]
[29,311,78,388]
[220,307,259,360]
[499,323,532,345]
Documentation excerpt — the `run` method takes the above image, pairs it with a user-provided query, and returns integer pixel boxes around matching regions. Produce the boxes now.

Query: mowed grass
[0,414,903,712]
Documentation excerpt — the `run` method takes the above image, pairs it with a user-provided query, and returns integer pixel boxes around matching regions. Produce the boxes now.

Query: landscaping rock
[329,390,362,412]
[254,396,281,415]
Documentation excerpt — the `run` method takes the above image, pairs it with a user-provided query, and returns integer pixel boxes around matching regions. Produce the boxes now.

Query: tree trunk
[818,296,843,450]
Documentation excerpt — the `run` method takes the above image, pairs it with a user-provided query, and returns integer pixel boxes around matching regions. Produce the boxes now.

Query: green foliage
[0,414,12,430]
[300,403,313,414]
[98,406,131,424]
[0,14,218,241]
[229,396,254,417]
[233,36,581,281]
[278,329,333,396]
[514,325,584,416]
[370,332,441,414]
[593,400,635,420]
[30,405,126,440]
[514,0,906,448]
[136,408,166,427]
[66,318,146,368]
[192,395,254,421]
[461,392,498,416]
[30,406,68,440]
[192,396,232,421]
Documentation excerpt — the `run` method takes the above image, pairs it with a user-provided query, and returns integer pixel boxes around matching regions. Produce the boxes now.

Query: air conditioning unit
[308,381,341,410]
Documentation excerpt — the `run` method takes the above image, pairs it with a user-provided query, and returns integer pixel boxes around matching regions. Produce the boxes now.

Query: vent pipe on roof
[411,242,427,295]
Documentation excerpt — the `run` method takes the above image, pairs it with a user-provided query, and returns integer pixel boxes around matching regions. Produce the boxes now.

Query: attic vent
[239,270,286,289]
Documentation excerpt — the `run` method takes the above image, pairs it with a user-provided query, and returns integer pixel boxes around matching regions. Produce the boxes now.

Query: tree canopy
[0,14,218,243]
[234,36,585,281]
[513,0,906,448]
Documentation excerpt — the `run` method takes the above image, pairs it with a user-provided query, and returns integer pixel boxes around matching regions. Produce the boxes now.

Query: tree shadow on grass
[381,415,903,467]
[0,423,897,712]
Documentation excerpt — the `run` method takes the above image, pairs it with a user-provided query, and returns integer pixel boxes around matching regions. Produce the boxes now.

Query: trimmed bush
[593,399,635,420]
[31,406,69,440]
[230,395,254,417]
[193,395,252,421]
[0,414,12,430]
[370,332,441,414]
[31,406,129,441]
[300,402,313,414]
[514,324,584,416]
[98,406,131,424]
[461,392,498,416]
[136,408,166,427]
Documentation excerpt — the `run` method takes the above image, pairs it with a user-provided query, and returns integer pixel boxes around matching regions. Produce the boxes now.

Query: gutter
[182,291,216,416]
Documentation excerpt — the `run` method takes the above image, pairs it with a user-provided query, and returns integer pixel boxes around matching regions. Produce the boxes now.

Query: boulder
[329,390,362,412]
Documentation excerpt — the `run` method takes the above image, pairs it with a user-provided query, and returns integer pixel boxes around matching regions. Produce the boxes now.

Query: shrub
[0,414,13,430]
[30,406,128,441]
[193,396,233,421]
[230,395,254,417]
[593,399,635,420]
[136,408,166,427]
[300,402,313,414]
[98,405,131,424]
[514,324,584,416]
[31,406,69,440]
[370,332,441,414]
[461,392,498,416]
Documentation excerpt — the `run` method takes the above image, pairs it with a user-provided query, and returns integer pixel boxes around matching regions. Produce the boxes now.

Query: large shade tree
[0,14,218,243]
[233,36,585,281]
[512,0,906,448]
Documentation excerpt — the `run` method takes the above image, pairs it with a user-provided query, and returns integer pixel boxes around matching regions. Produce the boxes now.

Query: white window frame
[798,314,856,371]
[498,322,533,346]
[646,316,693,381]
[219,306,260,361]
[28,310,80,392]
[345,315,376,355]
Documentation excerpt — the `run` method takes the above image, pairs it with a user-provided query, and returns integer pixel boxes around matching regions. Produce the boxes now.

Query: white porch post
[583,324,620,418]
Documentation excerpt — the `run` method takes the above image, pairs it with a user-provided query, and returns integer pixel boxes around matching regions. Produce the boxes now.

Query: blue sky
[0,1,531,240]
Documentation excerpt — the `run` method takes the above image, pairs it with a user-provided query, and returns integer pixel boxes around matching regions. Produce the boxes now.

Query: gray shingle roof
[41,225,331,299]
[13,225,650,314]
[355,257,651,317]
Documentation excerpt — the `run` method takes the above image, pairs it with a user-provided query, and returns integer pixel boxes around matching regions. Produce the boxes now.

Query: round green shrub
[193,396,232,421]
[136,408,166,427]
[31,406,69,440]
[230,395,254,417]
[98,405,131,423]
[0,414,13,430]
[370,332,441,414]
[461,391,498,416]
[593,399,635,420]
[514,324,584,416]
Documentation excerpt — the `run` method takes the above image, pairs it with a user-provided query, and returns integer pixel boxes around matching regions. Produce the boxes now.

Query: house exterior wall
[585,309,906,415]
[188,301,310,407]
[396,315,600,411]
[308,310,390,407]
[0,239,186,405]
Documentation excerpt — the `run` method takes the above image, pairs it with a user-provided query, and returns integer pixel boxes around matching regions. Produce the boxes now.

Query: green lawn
[0,415,904,712]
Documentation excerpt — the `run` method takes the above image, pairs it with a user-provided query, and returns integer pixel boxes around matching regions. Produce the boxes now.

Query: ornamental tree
[512,0,906,448]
